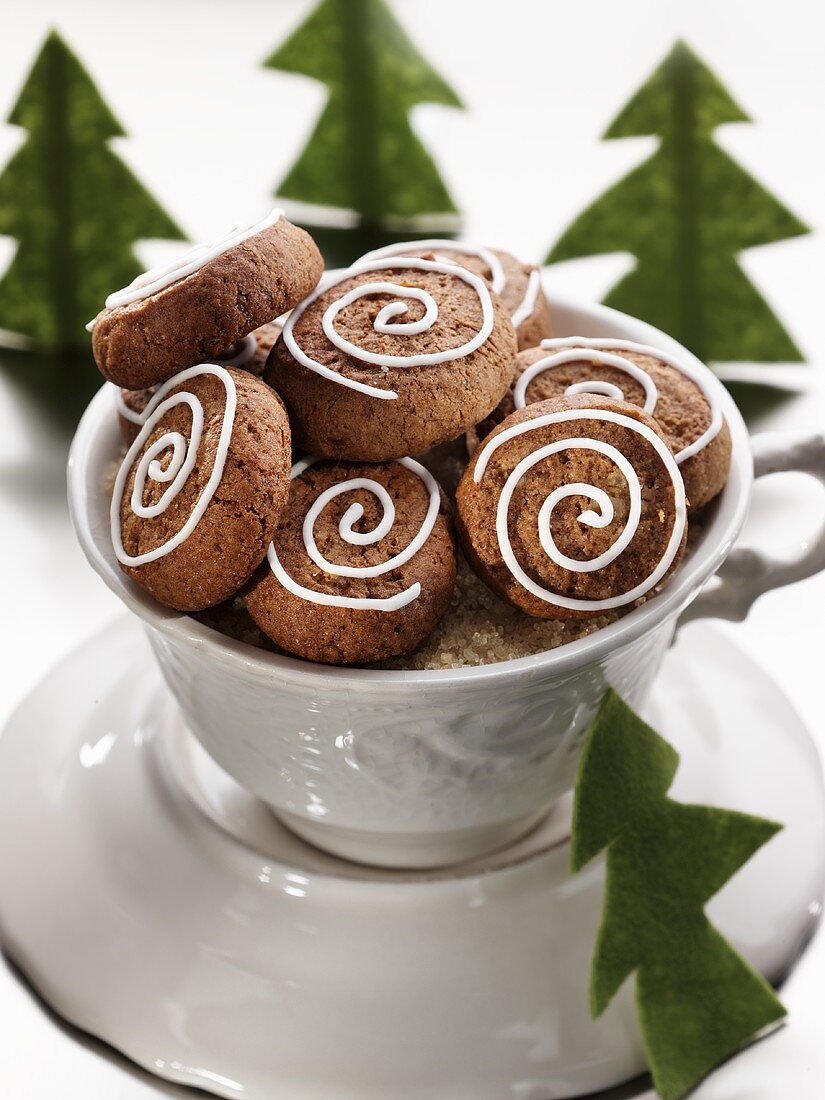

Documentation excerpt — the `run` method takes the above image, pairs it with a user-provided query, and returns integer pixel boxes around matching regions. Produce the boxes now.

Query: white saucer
[0,618,822,1100]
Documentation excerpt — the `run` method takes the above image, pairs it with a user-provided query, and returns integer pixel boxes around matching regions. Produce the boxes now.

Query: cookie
[473,337,731,511]
[456,393,688,620]
[266,256,517,461]
[111,364,291,611]
[89,210,323,389]
[360,240,552,350]
[245,456,456,664]
[193,595,280,654]
[116,320,283,445]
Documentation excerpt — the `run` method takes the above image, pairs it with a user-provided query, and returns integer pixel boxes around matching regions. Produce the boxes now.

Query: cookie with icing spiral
[116,320,283,445]
[358,240,552,351]
[472,337,731,511]
[90,210,322,389]
[111,365,291,611]
[245,457,456,665]
[266,256,518,461]
[457,393,688,620]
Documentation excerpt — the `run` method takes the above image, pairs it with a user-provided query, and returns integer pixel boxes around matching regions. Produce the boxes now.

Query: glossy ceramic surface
[0,617,822,1099]
[67,294,825,867]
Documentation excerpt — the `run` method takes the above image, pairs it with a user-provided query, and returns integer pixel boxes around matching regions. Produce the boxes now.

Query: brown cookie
[266,256,517,461]
[111,365,291,611]
[116,321,283,445]
[192,595,281,654]
[358,240,552,350]
[90,212,323,389]
[245,457,456,665]
[472,338,731,511]
[456,393,688,620]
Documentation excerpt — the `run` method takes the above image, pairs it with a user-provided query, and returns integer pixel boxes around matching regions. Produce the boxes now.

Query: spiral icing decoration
[281,256,495,401]
[267,457,441,611]
[471,408,687,612]
[211,332,259,368]
[514,337,722,464]
[359,240,541,329]
[110,364,237,567]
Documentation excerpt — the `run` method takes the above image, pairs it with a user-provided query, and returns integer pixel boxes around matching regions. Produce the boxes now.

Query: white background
[0,0,824,1096]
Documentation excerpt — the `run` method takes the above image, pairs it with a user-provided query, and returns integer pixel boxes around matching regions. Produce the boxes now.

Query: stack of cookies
[89,213,731,666]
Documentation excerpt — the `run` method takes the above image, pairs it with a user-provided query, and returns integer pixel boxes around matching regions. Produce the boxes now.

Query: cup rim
[68,292,752,689]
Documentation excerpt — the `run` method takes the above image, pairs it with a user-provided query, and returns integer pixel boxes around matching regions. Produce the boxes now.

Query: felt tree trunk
[572,690,785,1100]
[265,0,463,265]
[546,41,809,366]
[0,30,184,424]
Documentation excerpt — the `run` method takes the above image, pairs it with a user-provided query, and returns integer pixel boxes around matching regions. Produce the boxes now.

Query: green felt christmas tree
[264,0,463,264]
[572,690,786,1100]
[546,41,809,366]
[0,30,184,423]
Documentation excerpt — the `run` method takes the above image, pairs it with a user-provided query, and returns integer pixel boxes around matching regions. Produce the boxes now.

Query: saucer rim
[1,616,822,1100]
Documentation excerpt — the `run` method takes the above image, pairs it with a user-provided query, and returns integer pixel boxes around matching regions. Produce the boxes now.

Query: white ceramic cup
[68,295,825,869]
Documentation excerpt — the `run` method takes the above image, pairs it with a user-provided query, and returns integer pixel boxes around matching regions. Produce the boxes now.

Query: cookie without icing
[245,457,456,665]
[90,211,322,389]
[358,240,552,351]
[457,393,688,621]
[472,338,731,511]
[266,256,518,461]
[116,320,283,445]
[112,365,291,612]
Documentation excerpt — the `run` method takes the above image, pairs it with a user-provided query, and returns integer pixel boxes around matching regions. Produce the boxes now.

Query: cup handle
[680,429,825,625]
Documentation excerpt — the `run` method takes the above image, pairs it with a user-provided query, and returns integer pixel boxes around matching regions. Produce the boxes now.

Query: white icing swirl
[87,210,283,328]
[473,408,687,612]
[215,332,258,367]
[267,457,441,611]
[282,256,495,400]
[510,267,542,329]
[514,337,722,464]
[114,386,146,427]
[359,240,541,330]
[111,365,236,567]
